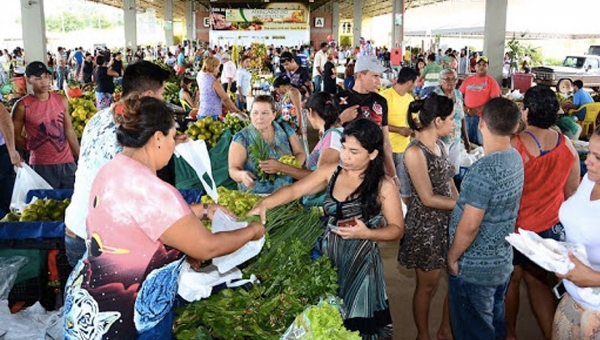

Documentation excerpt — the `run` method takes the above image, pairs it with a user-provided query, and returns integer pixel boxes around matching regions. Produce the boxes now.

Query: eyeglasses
[442,78,457,82]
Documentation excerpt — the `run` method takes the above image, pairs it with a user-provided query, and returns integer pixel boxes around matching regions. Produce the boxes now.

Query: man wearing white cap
[337,56,399,188]
[220,53,237,94]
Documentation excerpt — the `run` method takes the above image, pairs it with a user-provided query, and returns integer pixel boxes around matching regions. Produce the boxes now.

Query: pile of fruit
[69,97,98,138]
[184,116,224,147]
[200,186,261,218]
[277,155,300,175]
[1,198,71,222]
[163,81,180,105]
[223,112,249,134]
[174,202,339,340]
[66,79,83,98]
[247,42,268,70]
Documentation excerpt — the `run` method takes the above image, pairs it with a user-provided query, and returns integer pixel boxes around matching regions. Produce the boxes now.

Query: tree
[45,12,114,32]
[506,36,543,68]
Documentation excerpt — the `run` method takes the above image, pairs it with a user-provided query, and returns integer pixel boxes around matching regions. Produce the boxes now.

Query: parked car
[589,45,600,56]
[532,55,600,93]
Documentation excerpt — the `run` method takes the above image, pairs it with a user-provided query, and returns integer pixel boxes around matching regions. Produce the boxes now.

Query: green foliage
[45,12,114,32]
[174,35,184,46]
[339,36,352,48]
[173,203,339,340]
[544,57,563,66]
[506,37,543,67]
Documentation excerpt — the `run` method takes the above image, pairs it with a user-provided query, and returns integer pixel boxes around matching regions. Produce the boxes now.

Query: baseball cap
[355,56,388,74]
[476,56,489,64]
[25,61,51,77]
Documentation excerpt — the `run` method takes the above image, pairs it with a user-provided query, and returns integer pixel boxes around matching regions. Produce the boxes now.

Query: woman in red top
[505,86,580,340]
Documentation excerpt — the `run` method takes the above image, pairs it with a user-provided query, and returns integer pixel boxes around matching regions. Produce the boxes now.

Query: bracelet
[201,203,209,220]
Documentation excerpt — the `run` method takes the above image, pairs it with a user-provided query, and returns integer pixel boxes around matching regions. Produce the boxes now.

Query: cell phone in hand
[337,218,357,228]
[553,281,567,299]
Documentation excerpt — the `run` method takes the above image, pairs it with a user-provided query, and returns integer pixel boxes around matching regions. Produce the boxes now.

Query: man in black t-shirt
[280,51,313,96]
[338,56,399,187]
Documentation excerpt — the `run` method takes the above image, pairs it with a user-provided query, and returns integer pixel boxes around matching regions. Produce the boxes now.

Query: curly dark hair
[522,86,558,129]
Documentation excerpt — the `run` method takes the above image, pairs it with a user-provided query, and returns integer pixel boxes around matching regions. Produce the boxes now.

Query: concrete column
[483,0,508,84]
[391,0,404,49]
[332,2,340,43]
[123,0,137,50]
[20,0,47,64]
[352,0,362,48]
[186,1,195,42]
[164,0,174,46]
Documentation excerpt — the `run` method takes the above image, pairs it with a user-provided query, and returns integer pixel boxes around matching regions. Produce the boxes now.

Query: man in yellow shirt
[380,67,417,199]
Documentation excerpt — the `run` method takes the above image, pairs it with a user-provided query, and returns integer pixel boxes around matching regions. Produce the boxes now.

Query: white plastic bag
[10,163,52,213]
[174,140,219,202]
[0,256,29,300]
[211,210,265,273]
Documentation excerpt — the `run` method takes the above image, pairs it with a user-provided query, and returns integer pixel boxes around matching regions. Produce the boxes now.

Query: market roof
[86,0,452,21]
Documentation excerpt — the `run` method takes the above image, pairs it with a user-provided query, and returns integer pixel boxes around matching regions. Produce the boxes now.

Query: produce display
[184,116,225,147]
[69,97,98,138]
[200,186,261,217]
[247,42,268,70]
[174,202,339,340]
[66,79,83,98]
[277,155,301,175]
[282,297,361,339]
[1,198,71,222]
[163,81,181,105]
[223,112,249,135]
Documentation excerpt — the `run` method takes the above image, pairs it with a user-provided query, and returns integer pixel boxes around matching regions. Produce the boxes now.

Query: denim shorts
[513,222,565,266]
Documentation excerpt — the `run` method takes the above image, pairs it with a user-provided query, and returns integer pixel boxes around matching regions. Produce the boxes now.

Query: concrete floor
[380,240,544,340]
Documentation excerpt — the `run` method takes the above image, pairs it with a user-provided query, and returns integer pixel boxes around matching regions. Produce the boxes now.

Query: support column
[186,1,196,43]
[352,0,362,48]
[483,0,508,84]
[332,2,340,43]
[124,0,137,50]
[391,0,404,49]
[164,0,174,46]
[20,0,47,64]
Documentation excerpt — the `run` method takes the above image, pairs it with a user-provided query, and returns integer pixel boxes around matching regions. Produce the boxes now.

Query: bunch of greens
[174,203,338,340]
[247,127,275,182]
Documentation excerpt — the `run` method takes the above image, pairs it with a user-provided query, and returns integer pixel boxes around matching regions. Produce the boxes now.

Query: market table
[0,188,204,310]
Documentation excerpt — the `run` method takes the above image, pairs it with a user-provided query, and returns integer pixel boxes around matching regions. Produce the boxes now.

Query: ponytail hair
[406,92,454,132]
[305,92,340,130]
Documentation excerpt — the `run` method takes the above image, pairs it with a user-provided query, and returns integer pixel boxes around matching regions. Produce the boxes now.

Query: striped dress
[321,167,393,339]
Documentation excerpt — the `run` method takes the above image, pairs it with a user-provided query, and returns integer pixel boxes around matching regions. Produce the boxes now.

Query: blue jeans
[448,275,509,340]
[64,233,86,267]
[0,145,15,213]
[56,68,68,90]
[313,75,322,93]
[235,95,247,112]
[465,115,483,146]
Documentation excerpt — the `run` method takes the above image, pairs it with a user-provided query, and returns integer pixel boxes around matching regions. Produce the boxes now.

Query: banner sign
[210,3,309,31]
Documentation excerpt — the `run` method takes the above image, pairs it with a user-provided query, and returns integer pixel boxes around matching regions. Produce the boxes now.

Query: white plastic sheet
[506,228,600,305]
[174,140,219,203]
[178,263,243,302]
[0,301,63,340]
[211,210,265,274]
[0,256,29,300]
[10,163,52,213]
